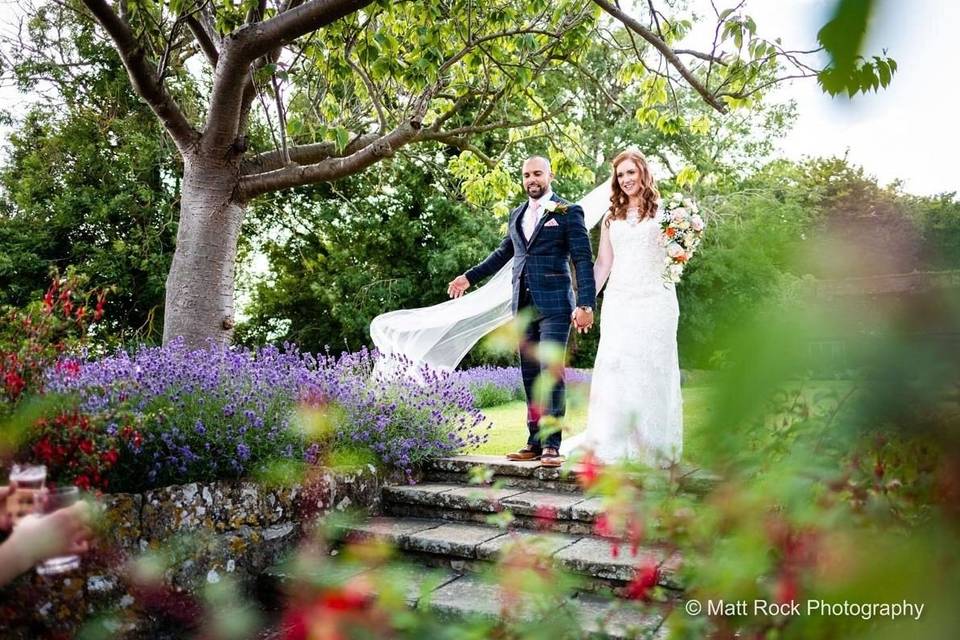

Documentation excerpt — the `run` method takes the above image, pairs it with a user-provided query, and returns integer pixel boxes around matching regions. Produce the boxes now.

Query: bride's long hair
[606,149,659,226]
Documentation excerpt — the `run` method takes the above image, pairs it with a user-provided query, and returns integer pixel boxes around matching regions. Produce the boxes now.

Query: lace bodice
[604,212,672,297]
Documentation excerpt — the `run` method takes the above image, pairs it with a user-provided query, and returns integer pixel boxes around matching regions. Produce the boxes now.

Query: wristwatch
[577,306,593,313]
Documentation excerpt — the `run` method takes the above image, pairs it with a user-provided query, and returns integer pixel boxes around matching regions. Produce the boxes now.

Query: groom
[448,156,596,467]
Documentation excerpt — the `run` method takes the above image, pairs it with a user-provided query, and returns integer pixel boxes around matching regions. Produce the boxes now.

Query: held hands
[572,307,594,334]
[447,275,471,299]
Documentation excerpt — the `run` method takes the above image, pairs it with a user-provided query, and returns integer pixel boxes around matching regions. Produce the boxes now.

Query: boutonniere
[542,200,569,214]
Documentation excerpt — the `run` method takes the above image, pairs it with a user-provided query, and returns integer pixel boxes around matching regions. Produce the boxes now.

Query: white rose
[542,200,557,212]
[667,242,685,258]
[691,214,704,231]
[678,220,690,230]
[668,264,684,281]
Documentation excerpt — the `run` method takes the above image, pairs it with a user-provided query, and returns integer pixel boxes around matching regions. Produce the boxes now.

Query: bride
[561,149,683,465]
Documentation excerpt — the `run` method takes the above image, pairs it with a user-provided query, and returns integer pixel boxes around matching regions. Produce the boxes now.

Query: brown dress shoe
[506,445,541,461]
[540,447,565,468]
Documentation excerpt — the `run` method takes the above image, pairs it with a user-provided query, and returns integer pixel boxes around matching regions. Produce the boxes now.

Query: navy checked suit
[465,194,596,450]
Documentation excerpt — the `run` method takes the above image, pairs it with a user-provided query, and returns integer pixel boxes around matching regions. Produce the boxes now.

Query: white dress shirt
[522,189,554,242]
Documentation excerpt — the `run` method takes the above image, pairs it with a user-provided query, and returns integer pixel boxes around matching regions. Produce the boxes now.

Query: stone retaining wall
[0,465,383,638]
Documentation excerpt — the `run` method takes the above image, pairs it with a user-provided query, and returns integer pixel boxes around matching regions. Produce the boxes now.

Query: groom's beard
[526,184,546,198]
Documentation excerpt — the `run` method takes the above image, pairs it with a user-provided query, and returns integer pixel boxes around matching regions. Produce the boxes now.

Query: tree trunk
[162,154,245,347]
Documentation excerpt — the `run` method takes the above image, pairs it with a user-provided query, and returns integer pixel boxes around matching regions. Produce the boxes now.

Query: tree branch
[420,101,570,140]
[593,0,728,113]
[233,0,375,63]
[238,123,421,200]
[674,48,727,65]
[241,133,382,174]
[80,0,199,151]
[184,13,219,67]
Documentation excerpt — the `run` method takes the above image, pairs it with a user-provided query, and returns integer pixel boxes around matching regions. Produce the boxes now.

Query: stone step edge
[382,483,604,523]
[338,517,684,590]
[425,455,720,494]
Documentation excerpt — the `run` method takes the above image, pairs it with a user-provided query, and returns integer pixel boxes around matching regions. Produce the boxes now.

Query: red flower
[874,460,885,479]
[79,439,94,455]
[320,589,370,611]
[577,451,602,489]
[774,572,799,604]
[666,227,676,237]
[74,475,91,490]
[33,436,55,462]
[625,561,659,600]
[594,512,613,538]
[102,449,119,466]
[75,306,86,321]
[534,505,557,530]
[626,515,645,557]
[58,360,81,377]
[4,370,25,399]
[527,403,544,425]
[94,294,106,321]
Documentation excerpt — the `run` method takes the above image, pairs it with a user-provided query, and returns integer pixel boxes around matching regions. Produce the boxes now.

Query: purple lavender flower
[45,340,495,487]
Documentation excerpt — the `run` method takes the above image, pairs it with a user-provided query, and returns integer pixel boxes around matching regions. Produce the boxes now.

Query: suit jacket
[465,193,596,316]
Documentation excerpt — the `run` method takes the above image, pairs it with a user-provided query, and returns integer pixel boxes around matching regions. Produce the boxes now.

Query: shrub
[41,344,491,490]
[451,366,592,408]
[302,351,492,480]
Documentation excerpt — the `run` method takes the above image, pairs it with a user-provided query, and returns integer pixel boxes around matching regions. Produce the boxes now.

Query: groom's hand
[447,275,471,298]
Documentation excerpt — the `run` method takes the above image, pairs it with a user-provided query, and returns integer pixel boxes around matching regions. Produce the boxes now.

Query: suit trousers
[517,277,570,451]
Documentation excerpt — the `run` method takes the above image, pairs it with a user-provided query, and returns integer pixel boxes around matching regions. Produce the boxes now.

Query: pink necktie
[524,200,540,241]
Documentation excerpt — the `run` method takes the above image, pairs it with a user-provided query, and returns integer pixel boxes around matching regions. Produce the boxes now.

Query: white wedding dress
[561,210,683,465]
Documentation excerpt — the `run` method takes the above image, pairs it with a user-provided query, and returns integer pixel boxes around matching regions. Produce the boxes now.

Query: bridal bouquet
[659,192,705,284]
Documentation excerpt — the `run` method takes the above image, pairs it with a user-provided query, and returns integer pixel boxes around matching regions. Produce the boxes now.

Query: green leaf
[817,0,876,73]
[333,127,349,151]
[690,115,711,135]
[676,165,701,187]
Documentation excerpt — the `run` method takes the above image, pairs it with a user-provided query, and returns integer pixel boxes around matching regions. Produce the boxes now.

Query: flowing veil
[370,180,612,372]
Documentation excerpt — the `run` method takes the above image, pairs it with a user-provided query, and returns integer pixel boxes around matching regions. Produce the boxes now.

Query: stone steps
[383,481,606,535]
[257,455,698,638]
[258,564,669,640]
[340,516,683,592]
[423,455,720,496]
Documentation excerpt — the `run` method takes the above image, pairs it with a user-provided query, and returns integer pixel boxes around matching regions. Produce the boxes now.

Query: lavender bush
[451,366,592,408]
[302,352,491,480]
[46,341,491,490]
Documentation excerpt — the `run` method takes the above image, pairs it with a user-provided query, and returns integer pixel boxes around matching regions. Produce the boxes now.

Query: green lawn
[473,382,714,464]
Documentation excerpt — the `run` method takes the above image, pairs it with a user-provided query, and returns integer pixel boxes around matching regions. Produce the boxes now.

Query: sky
[694,0,959,196]
[0,0,957,197]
